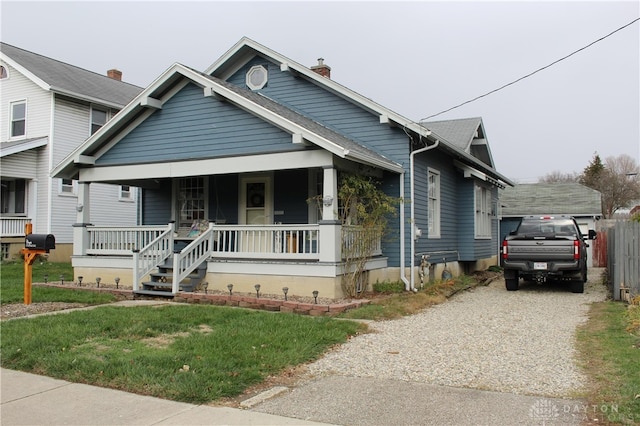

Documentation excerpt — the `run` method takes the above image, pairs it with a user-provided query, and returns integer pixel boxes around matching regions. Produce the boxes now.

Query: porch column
[72,182,91,256]
[318,166,341,263]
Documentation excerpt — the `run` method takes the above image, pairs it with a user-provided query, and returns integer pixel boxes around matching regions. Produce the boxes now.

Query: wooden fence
[607,221,640,301]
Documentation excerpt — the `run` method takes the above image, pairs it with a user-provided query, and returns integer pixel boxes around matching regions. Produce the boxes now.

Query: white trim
[239,173,273,225]
[0,53,50,91]
[474,183,492,239]
[205,37,512,186]
[427,168,441,239]
[140,96,163,109]
[58,178,77,196]
[78,150,334,183]
[118,185,135,202]
[9,99,27,139]
[245,65,268,90]
[90,106,108,135]
[0,137,48,157]
[52,64,404,179]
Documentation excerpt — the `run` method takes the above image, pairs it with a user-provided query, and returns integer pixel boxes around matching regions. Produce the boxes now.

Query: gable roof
[423,117,494,167]
[501,183,602,217]
[0,42,142,108]
[206,37,513,187]
[53,63,404,179]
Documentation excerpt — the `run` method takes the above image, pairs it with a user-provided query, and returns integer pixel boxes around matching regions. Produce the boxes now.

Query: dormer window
[246,65,268,90]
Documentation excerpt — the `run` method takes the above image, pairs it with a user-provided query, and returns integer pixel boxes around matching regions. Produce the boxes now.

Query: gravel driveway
[248,269,607,425]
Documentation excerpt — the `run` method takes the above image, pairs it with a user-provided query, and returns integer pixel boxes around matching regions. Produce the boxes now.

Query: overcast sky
[2,1,638,182]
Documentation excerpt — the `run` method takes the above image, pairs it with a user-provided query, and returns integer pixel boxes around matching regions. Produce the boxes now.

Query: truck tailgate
[505,239,575,261]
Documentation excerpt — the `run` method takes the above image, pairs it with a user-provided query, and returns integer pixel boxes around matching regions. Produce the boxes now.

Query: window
[91,108,108,134]
[60,178,77,196]
[427,169,440,238]
[246,65,268,90]
[176,177,206,229]
[10,100,26,138]
[0,65,7,79]
[119,185,134,201]
[1,243,9,260]
[475,184,492,238]
[1,179,26,214]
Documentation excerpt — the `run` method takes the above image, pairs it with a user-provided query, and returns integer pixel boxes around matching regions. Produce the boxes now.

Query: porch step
[133,289,175,298]
[143,261,208,293]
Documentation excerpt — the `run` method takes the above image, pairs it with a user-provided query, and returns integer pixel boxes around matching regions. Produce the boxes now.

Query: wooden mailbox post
[22,223,55,305]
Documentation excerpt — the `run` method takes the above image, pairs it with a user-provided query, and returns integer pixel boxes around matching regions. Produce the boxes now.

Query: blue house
[53,37,513,298]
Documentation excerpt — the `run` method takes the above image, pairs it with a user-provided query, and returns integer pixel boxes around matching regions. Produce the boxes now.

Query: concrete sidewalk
[0,368,330,425]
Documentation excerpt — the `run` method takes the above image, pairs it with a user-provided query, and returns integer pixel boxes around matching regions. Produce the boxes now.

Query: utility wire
[420,17,640,121]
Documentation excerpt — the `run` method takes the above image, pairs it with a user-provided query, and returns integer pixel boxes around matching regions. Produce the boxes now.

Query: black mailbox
[25,234,55,252]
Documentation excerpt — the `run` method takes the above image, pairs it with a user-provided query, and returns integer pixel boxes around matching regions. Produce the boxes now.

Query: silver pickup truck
[501,215,596,293]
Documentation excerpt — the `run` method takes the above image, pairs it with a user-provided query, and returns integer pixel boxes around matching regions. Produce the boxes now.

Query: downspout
[405,138,439,292]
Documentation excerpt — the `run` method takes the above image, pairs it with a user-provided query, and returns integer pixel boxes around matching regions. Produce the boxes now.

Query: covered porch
[70,151,392,299]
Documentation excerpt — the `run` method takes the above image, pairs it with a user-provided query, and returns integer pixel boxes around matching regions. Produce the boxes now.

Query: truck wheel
[570,280,584,294]
[505,278,519,291]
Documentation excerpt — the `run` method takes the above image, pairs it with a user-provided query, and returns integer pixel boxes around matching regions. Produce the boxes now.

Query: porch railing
[132,224,174,291]
[87,225,169,255]
[171,224,216,293]
[1,217,31,237]
[212,225,320,260]
[342,225,383,258]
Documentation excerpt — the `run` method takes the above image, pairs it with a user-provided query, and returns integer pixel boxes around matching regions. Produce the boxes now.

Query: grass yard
[577,301,640,424]
[0,261,116,305]
[0,304,364,403]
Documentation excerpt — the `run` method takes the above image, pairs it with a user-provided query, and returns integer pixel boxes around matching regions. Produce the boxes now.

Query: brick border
[33,283,369,316]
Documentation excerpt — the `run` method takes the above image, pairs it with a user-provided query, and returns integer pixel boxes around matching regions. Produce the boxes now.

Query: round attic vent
[246,65,268,90]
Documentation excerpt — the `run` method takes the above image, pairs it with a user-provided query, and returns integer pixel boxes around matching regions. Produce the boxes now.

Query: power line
[420,17,640,121]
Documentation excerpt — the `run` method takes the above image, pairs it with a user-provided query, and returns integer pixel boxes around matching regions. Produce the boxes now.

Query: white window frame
[119,185,135,202]
[474,183,492,239]
[90,107,108,135]
[10,100,26,138]
[427,168,441,238]
[174,177,208,230]
[59,178,77,196]
[246,65,268,90]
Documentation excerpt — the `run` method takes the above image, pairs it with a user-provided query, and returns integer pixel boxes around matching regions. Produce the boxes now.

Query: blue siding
[97,83,302,165]
[209,175,238,224]
[274,169,309,224]
[142,180,172,225]
[412,150,461,266]
[226,58,410,165]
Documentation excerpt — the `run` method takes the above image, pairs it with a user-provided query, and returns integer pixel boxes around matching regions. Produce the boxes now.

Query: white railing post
[172,252,180,294]
[72,182,92,256]
[132,250,140,291]
[319,221,341,263]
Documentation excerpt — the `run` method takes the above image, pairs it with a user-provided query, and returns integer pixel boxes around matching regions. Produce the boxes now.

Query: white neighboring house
[0,43,143,262]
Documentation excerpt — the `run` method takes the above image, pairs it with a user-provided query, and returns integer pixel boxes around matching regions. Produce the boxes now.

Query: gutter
[401,137,440,291]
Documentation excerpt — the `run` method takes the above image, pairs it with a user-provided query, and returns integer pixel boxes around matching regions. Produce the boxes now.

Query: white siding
[52,97,90,165]
[2,62,137,244]
[0,62,51,142]
[0,150,38,178]
[90,183,138,226]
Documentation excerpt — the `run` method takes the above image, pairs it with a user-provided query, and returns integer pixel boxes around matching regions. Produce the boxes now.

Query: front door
[239,174,272,225]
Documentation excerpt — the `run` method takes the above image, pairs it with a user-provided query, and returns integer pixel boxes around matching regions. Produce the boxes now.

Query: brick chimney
[107,69,122,81]
[310,58,331,78]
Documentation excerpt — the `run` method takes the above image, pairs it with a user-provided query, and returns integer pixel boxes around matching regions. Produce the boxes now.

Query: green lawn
[0,261,116,305]
[577,301,640,424]
[0,261,363,403]
[0,304,363,403]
